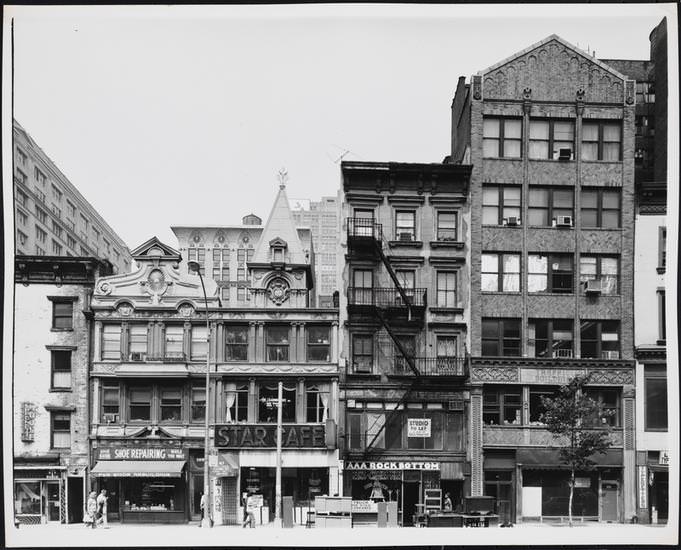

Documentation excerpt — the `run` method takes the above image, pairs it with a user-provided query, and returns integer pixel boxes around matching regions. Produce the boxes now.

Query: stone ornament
[141,268,171,304]
[117,303,133,316]
[179,304,194,317]
[96,280,113,296]
[267,277,290,306]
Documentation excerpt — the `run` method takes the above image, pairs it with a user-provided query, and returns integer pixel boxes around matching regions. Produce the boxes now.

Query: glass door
[46,481,60,522]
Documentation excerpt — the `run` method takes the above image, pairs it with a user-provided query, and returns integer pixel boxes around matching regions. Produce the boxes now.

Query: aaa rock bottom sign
[214,424,326,448]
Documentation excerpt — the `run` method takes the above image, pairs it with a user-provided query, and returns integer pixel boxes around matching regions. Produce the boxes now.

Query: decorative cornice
[428,257,465,266]
[471,357,635,370]
[635,347,667,362]
[217,363,339,375]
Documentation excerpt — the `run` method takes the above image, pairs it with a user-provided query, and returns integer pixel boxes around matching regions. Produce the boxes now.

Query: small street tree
[540,373,613,526]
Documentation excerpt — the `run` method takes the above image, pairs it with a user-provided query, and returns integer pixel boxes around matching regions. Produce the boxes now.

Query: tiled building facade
[13,120,132,274]
[451,35,638,523]
[13,256,113,525]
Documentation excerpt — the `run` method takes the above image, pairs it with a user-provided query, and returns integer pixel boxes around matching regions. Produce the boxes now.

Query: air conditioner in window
[558,148,572,161]
[398,232,414,242]
[555,215,573,227]
[602,351,620,360]
[585,279,603,295]
[103,413,119,424]
[130,352,146,362]
[553,349,574,358]
[505,216,521,226]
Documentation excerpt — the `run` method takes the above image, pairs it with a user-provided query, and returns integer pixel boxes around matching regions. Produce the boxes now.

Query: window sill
[430,240,465,249]
[429,307,464,314]
[481,291,522,295]
[51,328,74,333]
[347,372,380,379]
[527,292,574,296]
[643,427,668,433]
[388,240,423,248]
[656,266,666,274]
[49,388,72,393]
[527,158,575,163]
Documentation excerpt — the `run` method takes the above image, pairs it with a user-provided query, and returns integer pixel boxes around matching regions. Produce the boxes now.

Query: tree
[539,373,613,526]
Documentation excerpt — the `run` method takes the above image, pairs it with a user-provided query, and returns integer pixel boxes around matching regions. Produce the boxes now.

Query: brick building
[88,184,339,525]
[338,161,472,524]
[603,18,669,524]
[13,256,113,524]
[13,119,132,274]
[450,35,637,523]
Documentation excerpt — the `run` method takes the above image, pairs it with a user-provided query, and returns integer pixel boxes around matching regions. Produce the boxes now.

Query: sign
[521,368,585,385]
[407,418,431,438]
[659,450,670,466]
[21,402,36,442]
[214,424,326,448]
[96,447,186,460]
[351,500,378,513]
[247,494,264,510]
[574,477,590,488]
[344,461,440,471]
[638,466,648,509]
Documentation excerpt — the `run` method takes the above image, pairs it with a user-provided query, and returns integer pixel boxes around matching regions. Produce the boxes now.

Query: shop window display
[522,471,598,518]
[122,478,184,512]
[15,482,41,516]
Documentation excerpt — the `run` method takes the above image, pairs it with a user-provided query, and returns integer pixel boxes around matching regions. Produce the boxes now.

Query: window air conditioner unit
[103,413,119,424]
[553,349,574,358]
[585,279,603,295]
[602,351,620,360]
[558,148,572,161]
[555,215,573,227]
[398,232,414,242]
[130,352,146,362]
[505,216,521,227]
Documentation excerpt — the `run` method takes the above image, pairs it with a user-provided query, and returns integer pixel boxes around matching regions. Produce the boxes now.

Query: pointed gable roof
[251,184,308,265]
[131,236,181,262]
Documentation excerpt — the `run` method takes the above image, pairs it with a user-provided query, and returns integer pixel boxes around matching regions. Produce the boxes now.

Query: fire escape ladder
[363,379,420,456]
[374,238,413,320]
[374,308,420,377]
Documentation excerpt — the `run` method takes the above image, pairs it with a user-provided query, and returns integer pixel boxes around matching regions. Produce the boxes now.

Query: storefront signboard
[344,461,440,471]
[96,447,186,460]
[407,418,431,438]
[351,500,378,513]
[659,450,669,466]
[574,477,590,488]
[521,368,585,385]
[638,465,648,509]
[214,424,326,448]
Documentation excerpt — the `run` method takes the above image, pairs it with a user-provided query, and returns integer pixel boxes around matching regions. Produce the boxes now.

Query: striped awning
[90,460,186,477]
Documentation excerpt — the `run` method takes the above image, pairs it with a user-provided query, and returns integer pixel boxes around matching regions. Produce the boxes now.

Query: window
[80,214,89,232]
[17,209,27,226]
[436,211,457,241]
[128,387,152,421]
[579,256,618,294]
[35,188,46,204]
[247,248,254,262]
[266,326,289,361]
[483,387,522,425]
[17,230,28,247]
[352,334,373,372]
[437,335,457,359]
[35,245,46,256]
[529,119,575,159]
[35,225,47,243]
[129,325,148,359]
[16,147,27,165]
[528,187,574,226]
[92,227,100,242]
[221,287,230,302]
[190,325,208,360]
[16,168,28,185]
[17,188,28,206]
[482,319,521,356]
[51,412,70,448]
[102,325,121,359]
[225,326,248,361]
[658,227,666,270]
[645,370,667,430]
[35,167,46,185]
[52,220,62,238]
[581,188,620,228]
[237,268,245,281]
[165,325,184,357]
[483,117,522,158]
[393,334,416,371]
[306,384,330,423]
[482,185,521,225]
[258,383,296,423]
[52,240,62,255]
[582,120,622,161]
[481,253,520,292]
[51,184,62,202]
[101,384,120,422]
[307,326,330,362]
[67,235,77,250]
[160,387,182,421]
[658,290,666,342]
[528,319,573,358]
[580,320,620,359]
[395,211,416,241]
[51,350,72,389]
[224,383,248,422]
[586,389,620,426]
[529,387,559,424]
[191,385,206,422]
[436,272,457,308]
[636,81,655,103]
[527,254,573,293]
[67,200,76,219]
[237,287,246,301]
[52,300,73,330]
[352,269,373,305]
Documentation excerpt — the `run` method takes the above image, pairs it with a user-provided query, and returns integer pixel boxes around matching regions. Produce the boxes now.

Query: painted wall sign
[21,402,36,442]
[214,424,326,448]
[659,450,669,466]
[96,447,186,460]
[407,418,431,438]
[344,461,440,471]
[638,465,648,509]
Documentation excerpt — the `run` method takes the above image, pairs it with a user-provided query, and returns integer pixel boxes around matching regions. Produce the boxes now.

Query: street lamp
[187,260,212,528]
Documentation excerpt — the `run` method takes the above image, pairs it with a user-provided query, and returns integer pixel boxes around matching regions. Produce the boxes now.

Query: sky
[5,3,674,250]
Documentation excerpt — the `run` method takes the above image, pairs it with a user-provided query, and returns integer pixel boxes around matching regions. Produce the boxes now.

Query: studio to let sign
[407,418,431,438]
[214,424,326,448]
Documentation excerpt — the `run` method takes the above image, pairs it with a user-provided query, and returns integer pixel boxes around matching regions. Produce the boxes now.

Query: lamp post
[188,260,212,528]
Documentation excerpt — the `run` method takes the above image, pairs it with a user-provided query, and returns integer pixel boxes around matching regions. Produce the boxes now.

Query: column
[469,386,484,496]
[248,378,257,423]
[256,323,265,363]
[622,385,636,521]
[331,321,339,364]
[297,322,307,362]
[93,321,102,362]
[297,378,305,423]
[216,323,224,363]
[330,379,339,421]
[248,322,257,362]
[183,322,191,360]
[522,386,530,425]
[91,378,101,430]
[121,322,129,360]
[289,323,298,363]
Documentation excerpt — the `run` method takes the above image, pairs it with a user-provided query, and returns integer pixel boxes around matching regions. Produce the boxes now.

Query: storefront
[90,444,190,523]
[639,450,669,524]
[14,466,68,525]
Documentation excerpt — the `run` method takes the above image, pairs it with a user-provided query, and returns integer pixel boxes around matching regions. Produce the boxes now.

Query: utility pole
[275,381,283,522]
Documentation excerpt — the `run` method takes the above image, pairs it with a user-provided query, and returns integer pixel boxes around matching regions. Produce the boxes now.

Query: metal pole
[275,381,283,522]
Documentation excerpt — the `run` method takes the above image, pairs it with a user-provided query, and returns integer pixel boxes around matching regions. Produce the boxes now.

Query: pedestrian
[96,489,109,528]
[86,491,98,529]
[199,493,207,526]
[242,492,256,528]
[443,492,453,512]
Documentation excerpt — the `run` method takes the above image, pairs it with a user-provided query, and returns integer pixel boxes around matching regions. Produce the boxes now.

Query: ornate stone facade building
[451,35,637,523]
[88,185,339,525]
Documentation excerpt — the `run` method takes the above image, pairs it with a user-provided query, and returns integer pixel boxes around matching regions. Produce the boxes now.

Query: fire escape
[346,217,467,456]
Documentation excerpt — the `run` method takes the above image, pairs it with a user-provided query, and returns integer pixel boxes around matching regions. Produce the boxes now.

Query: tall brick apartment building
[450,36,637,523]
[13,256,113,524]
[338,161,472,524]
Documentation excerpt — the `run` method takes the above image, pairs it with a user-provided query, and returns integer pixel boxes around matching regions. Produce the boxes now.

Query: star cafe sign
[214,424,327,449]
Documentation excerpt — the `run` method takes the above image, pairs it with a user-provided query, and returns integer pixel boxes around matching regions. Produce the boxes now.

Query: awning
[440,462,465,480]
[517,449,622,469]
[90,460,186,478]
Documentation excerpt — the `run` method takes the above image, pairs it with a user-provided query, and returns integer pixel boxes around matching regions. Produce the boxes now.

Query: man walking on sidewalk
[96,490,109,528]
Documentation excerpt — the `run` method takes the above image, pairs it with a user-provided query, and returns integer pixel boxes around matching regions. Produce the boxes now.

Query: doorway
[46,481,60,522]
[601,481,618,522]
[190,474,203,522]
[402,482,420,526]
[67,478,83,523]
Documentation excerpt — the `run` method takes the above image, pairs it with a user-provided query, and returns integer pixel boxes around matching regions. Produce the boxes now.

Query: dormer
[269,237,288,265]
